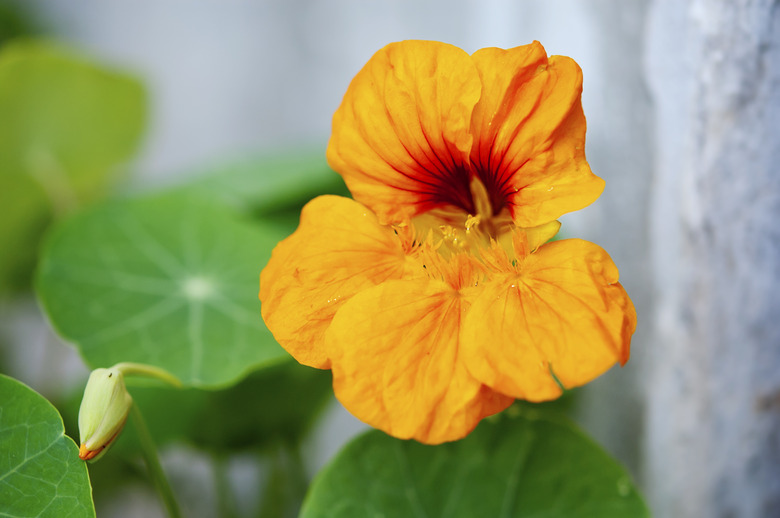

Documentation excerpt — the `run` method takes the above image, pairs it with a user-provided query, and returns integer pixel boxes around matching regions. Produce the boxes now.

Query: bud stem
[131,404,182,518]
[113,362,182,387]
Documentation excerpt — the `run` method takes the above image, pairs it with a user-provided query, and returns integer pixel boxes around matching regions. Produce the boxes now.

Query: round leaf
[301,409,649,518]
[36,193,289,387]
[0,374,95,518]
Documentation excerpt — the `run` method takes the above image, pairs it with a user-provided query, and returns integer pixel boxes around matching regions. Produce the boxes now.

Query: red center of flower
[474,161,521,219]
[421,161,511,221]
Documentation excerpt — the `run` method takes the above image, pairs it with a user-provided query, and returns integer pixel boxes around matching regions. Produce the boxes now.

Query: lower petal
[326,279,512,444]
[461,238,635,400]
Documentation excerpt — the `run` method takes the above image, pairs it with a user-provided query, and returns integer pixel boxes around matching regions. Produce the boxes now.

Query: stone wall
[645,1,780,516]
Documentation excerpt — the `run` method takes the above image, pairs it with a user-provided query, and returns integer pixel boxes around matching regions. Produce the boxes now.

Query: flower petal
[461,238,635,400]
[470,43,604,226]
[327,40,482,224]
[326,279,513,444]
[259,196,408,368]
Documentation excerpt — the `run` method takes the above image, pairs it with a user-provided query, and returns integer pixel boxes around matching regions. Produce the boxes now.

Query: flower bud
[77,362,180,462]
[77,366,133,461]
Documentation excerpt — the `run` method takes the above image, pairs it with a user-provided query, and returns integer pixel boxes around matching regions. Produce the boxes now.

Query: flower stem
[115,362,181,387]
[131,405,181,518]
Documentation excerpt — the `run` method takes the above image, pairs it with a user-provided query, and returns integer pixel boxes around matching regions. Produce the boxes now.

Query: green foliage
[0,40,146,293]
[0,1,37,47]
[117,361,333,453]
[37,192,290,388]
[178,151,348,217]
[301,409,649,518]
[0,374,95,518]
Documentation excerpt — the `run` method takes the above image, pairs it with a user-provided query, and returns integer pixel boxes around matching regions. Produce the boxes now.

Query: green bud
[78,366,132,461]
[77,362,180,461]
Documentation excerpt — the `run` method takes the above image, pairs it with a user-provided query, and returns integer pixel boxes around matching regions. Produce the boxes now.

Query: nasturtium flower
[260,40,636,444]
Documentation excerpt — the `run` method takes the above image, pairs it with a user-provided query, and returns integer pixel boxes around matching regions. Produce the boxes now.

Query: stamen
[464,215,481,232]
[400,177,523,286]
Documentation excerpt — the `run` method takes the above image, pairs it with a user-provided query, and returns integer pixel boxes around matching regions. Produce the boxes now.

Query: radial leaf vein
[208,293,265,330]
[84,296,184,345]
[188,300,204,382]
[117,216,183,277]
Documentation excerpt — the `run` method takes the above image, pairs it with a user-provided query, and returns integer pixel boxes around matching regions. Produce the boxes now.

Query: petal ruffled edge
[470,43,604,227]
[461,238,635,400]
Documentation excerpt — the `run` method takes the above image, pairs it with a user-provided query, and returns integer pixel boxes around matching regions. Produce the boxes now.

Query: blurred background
[0,1,777,517]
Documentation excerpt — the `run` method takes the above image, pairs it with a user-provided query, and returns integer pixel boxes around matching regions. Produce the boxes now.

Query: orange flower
[260,40,636,444]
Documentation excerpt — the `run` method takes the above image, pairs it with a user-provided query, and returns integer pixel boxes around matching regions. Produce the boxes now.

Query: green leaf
[36,192,289,388]
[257,443,309,518]
[0,40,146,293]
[175,151,348,216]
[0,2,37,47]
[0,374,95,518]
[301,409,649,518]
[117,361,333,452]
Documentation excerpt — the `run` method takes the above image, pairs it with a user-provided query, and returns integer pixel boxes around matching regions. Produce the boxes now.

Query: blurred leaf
[0,1,37,47]
[0,374,95,518]
[514,385,579,415]
[257,443,308,518]
[176,151,348,217]
[0,40,146,293]
[116,361,333,453]
[37,192,289,388]
[301,409,649,518]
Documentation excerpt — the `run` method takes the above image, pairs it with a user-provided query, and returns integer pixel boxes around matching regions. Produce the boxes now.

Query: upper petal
[326,279,512,444]
[461,238,636,400]
[470,43,604,227]
[259,196,409,369]
[327,40,482,224]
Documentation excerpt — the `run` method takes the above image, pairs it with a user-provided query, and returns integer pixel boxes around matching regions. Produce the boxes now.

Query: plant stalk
[131,405,181,518]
